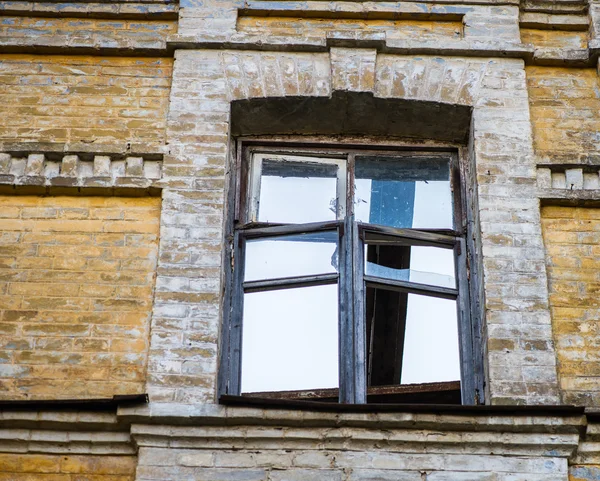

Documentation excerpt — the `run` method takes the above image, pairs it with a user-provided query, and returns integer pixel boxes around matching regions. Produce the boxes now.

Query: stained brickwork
[0,454,136,481]
[0,55,172,149]
[541,206,600,405]
[0,195,160,399]
[527,67,600,162]
[571,466,600,481]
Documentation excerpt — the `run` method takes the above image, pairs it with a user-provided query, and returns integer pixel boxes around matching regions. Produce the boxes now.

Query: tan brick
[543,206,600,405]
[0,54,173,146]
[0,195,160,400]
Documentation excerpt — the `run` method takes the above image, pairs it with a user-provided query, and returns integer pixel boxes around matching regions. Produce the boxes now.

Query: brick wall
[0,54,172,149]
[0,195,160,400]
[527,67,600,161]
[0,454,136,481]
[541,205,600,405]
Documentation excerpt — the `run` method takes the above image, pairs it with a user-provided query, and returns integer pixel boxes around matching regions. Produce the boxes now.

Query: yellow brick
[543,206,600,405]
[521,28,587,49]
[0,195,160,400]
[0,54,172,146]
[0,454,60,473]
[60,456,136,475]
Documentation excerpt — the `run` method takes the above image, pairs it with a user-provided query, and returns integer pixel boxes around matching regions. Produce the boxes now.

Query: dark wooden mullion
[359,224,458,247]
[364,275,458,300]
[217,140,240,398]
[455,238,475,405]
[239,220,342,239]
[352,217,367,404]
[228,231,246,395]
[243,273,338,293]
[459,144,484,404]
[339,215,354,404]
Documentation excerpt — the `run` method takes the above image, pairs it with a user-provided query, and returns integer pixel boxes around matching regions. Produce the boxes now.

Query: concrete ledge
[117,402,586,435]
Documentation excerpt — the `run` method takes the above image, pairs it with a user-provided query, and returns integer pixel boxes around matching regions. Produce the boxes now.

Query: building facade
[2,0,600,479]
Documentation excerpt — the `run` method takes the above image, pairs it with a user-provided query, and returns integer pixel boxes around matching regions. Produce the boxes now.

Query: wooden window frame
[219,141,483,405]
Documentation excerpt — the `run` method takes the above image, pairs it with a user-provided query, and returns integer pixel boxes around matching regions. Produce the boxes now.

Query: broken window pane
[366,287,460,387]
[257,159,339,223]
[365,244,455,289]
[244,231,339,282]
[241,284,339,393]
[354,156,452,229]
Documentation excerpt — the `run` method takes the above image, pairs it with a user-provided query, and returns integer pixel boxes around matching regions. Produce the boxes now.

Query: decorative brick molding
[0,152,162,191]
[537,166,600,200]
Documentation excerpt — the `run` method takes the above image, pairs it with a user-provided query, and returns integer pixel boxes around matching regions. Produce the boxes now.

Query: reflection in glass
[366,287,459,387]
[245,231,339,282]
[258,159,339,223]
[354,156,452,229]
[365,245,455,289]
[241,284,339,393]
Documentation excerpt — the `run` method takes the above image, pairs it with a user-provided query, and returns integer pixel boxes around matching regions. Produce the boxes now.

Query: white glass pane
[365,246,455,289]
[401,294,460,384]
[245,231,338,282]
[241,284,339,393]
[258,160,338,223]
[354,156,452,229]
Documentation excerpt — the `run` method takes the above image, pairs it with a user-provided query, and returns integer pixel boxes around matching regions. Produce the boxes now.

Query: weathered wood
[239,220,341,238]
[352,216,367,404]
[361,224,458,246]
[228,231,245,395]
[339,215,354,403]
[241,381,461,402]
[364,275,459,300]
[243,273,338,293]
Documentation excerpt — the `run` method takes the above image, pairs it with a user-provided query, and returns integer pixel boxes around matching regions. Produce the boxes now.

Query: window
[220,144,479,404]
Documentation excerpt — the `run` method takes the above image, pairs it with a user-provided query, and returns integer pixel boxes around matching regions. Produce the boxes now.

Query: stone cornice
[124,404,584,458]
[2,403,600,460]
[118,403,586,434]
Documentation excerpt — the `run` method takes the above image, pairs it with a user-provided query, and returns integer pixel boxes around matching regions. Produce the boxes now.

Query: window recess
[221,146,480,405]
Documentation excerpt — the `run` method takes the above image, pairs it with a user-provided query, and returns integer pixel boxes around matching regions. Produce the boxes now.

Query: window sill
[220,393,584,416]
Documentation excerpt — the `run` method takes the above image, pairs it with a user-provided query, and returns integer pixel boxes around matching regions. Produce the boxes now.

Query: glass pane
[366,288,459,386]
[365,244,455,289]
[257,159,339,223]
[241,284,339,393]
[354,156,452,229]
[401,294,460,384]
[244,231,338,282]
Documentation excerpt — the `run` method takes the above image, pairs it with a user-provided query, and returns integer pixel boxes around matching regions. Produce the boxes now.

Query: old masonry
[3,0,600,480]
